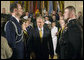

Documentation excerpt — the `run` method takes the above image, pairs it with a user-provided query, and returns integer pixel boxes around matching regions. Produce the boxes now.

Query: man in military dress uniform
[57,6,82,59]
[5,3,24,59]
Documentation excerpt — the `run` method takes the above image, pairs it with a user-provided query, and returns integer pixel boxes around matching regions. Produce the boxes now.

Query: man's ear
[43,22,44,25]
[72,10,75,15]
[69,10,72,18]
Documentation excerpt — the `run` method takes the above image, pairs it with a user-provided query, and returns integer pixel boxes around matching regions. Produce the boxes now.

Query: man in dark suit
[5,3,24,59]
[58,6,82,59]
[28,17,54,59]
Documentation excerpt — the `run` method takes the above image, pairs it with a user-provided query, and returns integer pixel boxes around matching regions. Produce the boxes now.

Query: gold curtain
[47,1,49,12]
[59,1,64,13]
[28,1,30,12]
[53,1,57,11]
[18,1,21,4]
[10,1,15,4]
[43,1,45,9]
[24,1,27,12]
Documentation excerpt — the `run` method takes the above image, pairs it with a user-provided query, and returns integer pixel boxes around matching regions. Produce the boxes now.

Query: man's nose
[22,9,24,13]
[39,23,41,25]
[63,14,64,16]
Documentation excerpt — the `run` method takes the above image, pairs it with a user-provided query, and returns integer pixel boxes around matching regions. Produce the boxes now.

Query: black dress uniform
[66,19,82,59]
[5,16,24,59]
[56,19,82,59]
[57,27,68,59]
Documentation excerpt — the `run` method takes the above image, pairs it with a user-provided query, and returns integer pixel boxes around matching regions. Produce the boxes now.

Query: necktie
[39,29,42,39]
[23,30,28,37]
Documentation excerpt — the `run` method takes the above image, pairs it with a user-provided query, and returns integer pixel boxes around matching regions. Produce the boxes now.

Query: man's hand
[56,32,59,36]
[30,52,36,59]
[22,22,26,31]
[49,54,54,59]
[50,55,54,59]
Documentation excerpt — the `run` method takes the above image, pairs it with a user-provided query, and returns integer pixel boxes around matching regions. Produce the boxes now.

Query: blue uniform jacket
[5,16,24,59]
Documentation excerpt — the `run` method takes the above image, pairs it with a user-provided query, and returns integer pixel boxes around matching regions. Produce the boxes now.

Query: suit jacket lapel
[36,27,46,43]
[36,28,40,38]
[43,27,45,38]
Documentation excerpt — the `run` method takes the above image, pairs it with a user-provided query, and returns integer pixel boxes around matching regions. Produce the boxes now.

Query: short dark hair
[59,11,62,13]
[52,15,56,17]
[2,8,5,9]
[65,6,76,14]
[10,3,18,13]
[45,16,49,18]
[52,21,56,23]
[78,11,82,14]
[52,21,56,25]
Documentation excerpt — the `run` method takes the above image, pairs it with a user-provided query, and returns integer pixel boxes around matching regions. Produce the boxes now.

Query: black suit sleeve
[48,30,54,56]
[27,28,34,53]
[68,25,82,59]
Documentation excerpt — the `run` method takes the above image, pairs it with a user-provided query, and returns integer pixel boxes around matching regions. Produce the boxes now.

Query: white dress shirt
[23,16,28,20]
[12,15,20,23]
[45,20,51,25]
[51,26,58,38]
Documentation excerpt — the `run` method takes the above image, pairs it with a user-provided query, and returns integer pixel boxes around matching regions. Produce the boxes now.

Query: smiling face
[45,11,48,16]
[59,20,65,28]
[45,17,49,21]
[51,22,56,27]
[52,11,56,15]
[2,8,6,14]
[52,15,56,20]
[26,12,29,16]
[36,17,44,28]
[59,11,62,16]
